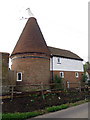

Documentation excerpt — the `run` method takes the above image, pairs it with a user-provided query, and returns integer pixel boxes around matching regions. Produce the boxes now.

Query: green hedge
[2,112,41,120]
[46,104,69,112]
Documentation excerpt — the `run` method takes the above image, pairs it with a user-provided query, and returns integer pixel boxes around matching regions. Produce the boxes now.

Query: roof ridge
[48,46,74,53]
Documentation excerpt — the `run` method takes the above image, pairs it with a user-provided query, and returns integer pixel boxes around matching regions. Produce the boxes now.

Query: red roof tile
[48,46,83,61]
[11,17,50,56]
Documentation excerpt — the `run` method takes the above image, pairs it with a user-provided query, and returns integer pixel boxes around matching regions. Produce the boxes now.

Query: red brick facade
[51,71,83,88]
[2,53,9,85]
[11,17,51,88]
[11,53,50,85]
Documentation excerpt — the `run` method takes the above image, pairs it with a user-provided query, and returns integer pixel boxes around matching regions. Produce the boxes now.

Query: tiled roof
[48,46,83,61]
[11,17,83,61]
[0,52,9,55]
[11,17,50,56]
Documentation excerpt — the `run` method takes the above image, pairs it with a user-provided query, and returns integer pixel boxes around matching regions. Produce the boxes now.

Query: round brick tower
[11,17,50,87]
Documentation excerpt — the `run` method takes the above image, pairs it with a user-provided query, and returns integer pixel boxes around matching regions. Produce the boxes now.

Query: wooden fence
[1,82,87,99]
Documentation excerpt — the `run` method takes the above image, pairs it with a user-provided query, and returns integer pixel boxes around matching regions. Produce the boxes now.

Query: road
[31,103,88,119]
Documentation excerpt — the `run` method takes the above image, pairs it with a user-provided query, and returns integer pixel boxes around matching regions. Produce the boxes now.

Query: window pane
[61,72,62,77]
[75,72,79,78]
[58,58,60,63]
[57,58,61,63]
[18,73,21,80]
[17,72,22,81]
[60,72,64,78]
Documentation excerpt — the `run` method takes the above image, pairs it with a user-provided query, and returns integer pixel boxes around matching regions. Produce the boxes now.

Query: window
[75,72,79,78]
[60,72,64,78]
[67,81,69,88]
[17,72,22,81]
[57,57,61,64]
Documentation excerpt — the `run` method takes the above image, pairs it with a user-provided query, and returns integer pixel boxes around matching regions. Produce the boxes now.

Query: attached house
[10,15,84,90]
[49,46,83,87]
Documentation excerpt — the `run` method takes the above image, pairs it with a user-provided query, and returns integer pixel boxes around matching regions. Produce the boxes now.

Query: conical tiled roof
[11,17,50,56]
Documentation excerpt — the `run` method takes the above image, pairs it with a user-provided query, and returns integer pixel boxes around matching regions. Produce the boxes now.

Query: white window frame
[67,81,69,88]
[57,57,61,64]
[17,72,22,81]
[60,72,64,78]
[75,72,79,78]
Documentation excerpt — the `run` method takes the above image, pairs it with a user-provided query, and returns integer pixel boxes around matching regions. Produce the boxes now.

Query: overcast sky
[0,0,89,63]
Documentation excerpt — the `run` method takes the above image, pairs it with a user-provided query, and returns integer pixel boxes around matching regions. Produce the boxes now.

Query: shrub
[81,73,87,83]
[32,94,38,97]
[46,104,69,112]
[51,93,56,96]
[45,94,50,97]
[46,106,61,112]
[85,99,88,102]
[54,74,63,89]
[2,112,39,120]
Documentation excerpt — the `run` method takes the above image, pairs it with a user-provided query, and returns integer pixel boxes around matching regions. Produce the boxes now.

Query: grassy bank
[2,99,88,120]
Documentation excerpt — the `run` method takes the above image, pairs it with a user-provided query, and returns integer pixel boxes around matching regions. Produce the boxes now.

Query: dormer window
[57,57,61,64]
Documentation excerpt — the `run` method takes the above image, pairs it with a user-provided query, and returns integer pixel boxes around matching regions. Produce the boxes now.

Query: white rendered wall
[50,57,84,72]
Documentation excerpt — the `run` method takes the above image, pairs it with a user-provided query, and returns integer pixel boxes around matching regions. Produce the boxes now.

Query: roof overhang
[50,54,83,61]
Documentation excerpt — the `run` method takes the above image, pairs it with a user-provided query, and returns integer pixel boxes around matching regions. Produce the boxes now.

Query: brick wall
[2,53,9,85]
[11,53,50,86]
[51,71,83,88]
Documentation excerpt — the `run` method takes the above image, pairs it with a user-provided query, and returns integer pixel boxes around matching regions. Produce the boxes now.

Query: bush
[54,74,63,89]
[2,112,39,120]
[81,73,87,83]
[46,104,69,112]
[85,99,88,102]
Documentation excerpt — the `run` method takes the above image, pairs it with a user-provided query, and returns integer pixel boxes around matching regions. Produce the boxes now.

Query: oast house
[10,16,84,89]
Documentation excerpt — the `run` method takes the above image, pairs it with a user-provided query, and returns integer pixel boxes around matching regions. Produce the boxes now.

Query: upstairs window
[17,72,22,81]
[75,72,79,78]
[57,57,61,64]
[60,72,64,78]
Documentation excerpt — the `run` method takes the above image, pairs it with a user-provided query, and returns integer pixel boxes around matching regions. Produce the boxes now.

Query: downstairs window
[17,72,22,81]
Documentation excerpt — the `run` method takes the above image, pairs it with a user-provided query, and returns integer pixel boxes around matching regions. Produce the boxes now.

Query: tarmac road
[33,103,88,119]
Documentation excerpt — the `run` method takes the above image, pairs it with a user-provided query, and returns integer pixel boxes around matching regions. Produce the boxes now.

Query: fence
[1,82,87,100]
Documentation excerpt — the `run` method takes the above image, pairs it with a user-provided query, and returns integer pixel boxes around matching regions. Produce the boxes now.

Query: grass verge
[2,99,88,120]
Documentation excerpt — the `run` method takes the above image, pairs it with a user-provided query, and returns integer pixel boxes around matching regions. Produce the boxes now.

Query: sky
[0,0,89,64]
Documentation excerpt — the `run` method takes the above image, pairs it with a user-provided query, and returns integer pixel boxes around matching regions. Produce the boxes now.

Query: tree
[81,61,90,83]
[54,74,63,89]
[83,62,90,73]
[81,73,87,83]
